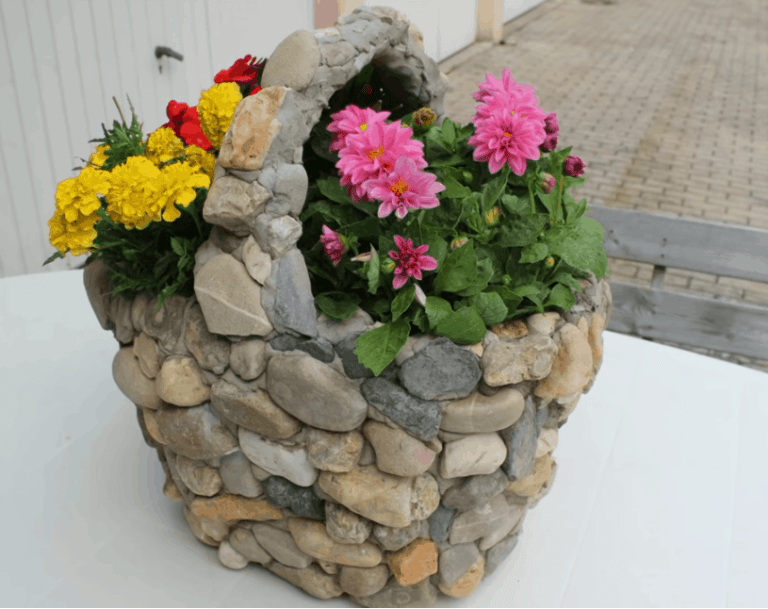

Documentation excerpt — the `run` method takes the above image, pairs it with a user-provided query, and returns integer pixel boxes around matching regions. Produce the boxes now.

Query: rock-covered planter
[84,6,611,607]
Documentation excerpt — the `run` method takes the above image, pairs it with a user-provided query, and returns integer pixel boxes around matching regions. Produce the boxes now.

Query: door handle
[155,46,184,61]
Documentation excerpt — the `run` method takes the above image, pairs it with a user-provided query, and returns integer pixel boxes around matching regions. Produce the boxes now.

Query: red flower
[214,55,262,89]
[162,101,213,151]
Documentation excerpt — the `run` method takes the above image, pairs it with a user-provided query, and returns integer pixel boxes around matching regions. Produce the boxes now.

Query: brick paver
[441,0,768,372]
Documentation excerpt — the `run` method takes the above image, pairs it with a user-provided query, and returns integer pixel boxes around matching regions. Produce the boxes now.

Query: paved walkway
[440,0,768,371]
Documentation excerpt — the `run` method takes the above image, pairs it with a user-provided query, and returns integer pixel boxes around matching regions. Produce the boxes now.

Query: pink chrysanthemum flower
[320,225,347,265]
[337,121,427,201]
[473,88,547,128]
[327,104,391,153]
[564,155,586,177]
[363,157,445,220]
[468,106,546,175]
[472,67,536,104]
[388,235,438,289]
[544,112,559,135]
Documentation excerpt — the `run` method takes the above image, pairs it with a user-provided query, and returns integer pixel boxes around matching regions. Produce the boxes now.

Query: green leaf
[548,272,583,292]
[316,292,361,321]
[550,216,609,279]
[485,285,524,313]
[434,240,477,294]
[442,119,457,147]
[520,242,549,264]
[434,306,487,345]
[42,251,65,266]
[317,177,354,205]
[470,291,508,325]
[425,296,453,327]
[412,307,430,333]
[170,237,185,257]
[544,283,576,311]
[455,257,493,297]
[354,319,411,376]
[391,284,415,321]
[501,194,527,215]
[441,176,473,199]
[480,172,507,214]
[565,198,588,223]
[496,214,548,247]
[420,227,448,268]
[537,189,559,217]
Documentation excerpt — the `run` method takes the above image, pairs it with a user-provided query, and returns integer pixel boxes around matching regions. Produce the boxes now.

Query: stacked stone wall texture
[84,7,611,607]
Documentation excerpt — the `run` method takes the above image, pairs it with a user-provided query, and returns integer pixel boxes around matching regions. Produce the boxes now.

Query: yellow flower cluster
[197,82,243,149]
[146,127,216,180]
[105,156,210,229]
[88,145,110,169]
[48,166,111,255]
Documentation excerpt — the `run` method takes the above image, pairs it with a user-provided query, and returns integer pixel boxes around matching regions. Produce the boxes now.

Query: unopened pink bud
[564,155,585,177]
[540,133,558,151]
[542,173,555,194]
[544,113,559,136]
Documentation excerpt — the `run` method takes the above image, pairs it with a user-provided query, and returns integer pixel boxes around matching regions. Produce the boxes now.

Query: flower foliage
[44,54,265,307]
[299,65,608,376]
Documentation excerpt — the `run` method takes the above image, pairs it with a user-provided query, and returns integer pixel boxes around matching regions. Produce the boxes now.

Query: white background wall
[0,0,545,279]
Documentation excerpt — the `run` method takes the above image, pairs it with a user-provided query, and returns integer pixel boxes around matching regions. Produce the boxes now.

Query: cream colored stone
[155,356,211,407]
[306,428,364,473]
[526,312,559,336]
[441,387,525,433]
[219,87,286,171]
[506,454,554,497]
[269,563,343,600]
[536,428,558,458]
[535,324,594,399]
[133,332,161,378]
[218,540,249,569]
[482,334,558,387]
[339,565,389,598]
[141,408,166,445]
[175,454,223,497]
[252,523,312,568]
[112,347,163,409]
[183,507,220,547]
[288,519,382,567]
[437,554,484,598]
[363,421,436,477]
[261,30,321,90]
[439,433,507,479]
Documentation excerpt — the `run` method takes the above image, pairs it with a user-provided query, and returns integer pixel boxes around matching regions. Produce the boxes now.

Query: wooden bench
[586,205,768,361]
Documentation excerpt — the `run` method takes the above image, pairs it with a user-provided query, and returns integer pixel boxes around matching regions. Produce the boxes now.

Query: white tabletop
[1,269,766,608]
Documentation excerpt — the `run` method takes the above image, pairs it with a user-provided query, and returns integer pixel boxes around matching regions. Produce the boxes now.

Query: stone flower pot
[84,7,612,606]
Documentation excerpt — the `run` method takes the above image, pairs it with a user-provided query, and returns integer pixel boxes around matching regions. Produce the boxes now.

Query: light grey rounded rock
[112,347,162,409]
[228,526,272,564]
[252,523,313,568]
[175,454,222,497]
[155,356,211,407]
[439,433,507,479]
[306,428,364,473]
[356,578,437,608]
[133,332,161,379]
[438,542,481,588]
[253,214,302,258]
[260,249,317,338]
[141,295,188,354]
[326,502,373,545]
[229,338,268,381]
[219,451,263,498]
[339,565,389,598]
[316,308,374,344]
[261,30,321,90]
[202,175,270,236]
[267,353,368,432]
[218,540,249,569]
[372,519,428,552]
[238,428,318,487]
[83,258,111,329]
[449,494,510,545]
[485,533,520,574]
[241,235,272,285]
[363,421,436,477]
[269,163,308,217]
[441,469,508,512]
[184,304,230,375]
[441,387,525,433]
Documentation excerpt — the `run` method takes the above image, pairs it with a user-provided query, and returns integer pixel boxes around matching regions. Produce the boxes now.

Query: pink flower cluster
[389,235,437,289]
[328,105,444,216]
[468,68,555,175]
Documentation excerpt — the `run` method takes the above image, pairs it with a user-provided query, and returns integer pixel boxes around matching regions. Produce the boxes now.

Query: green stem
[554,177,564,223]
[527,179,536,214]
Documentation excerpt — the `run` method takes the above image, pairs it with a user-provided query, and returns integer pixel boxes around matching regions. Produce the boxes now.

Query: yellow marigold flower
[88,145,110,169]
[197,82,243,149]
[48,207,99,256]
[55,166,110,223]
[105,156,163,229]
[184,144,216,180]
[145,127,185,166]
[156,161,211,222]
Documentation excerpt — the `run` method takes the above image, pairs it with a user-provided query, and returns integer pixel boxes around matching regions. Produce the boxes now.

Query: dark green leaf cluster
[299,90,609,375]
[89,188,211,312]
[89,100,146,171]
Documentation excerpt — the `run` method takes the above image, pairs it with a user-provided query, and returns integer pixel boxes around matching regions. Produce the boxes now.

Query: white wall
[504,0,547,23]
[362,0,477,62]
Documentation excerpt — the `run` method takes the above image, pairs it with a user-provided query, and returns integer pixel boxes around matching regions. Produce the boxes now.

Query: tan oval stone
[491,319,529,339]
[252,523,312,568]
[589,313,606,370]
[133,332,161,378]
[288,519,382,567]
[526,312,560,335]
[535,324,594,399]
[269,563,343,600]
[482,334,558,387]
[175,454,222,497]
[218,540,249,569]
[506,454,554,497]
[141,408,166,445]
[228,526,272,564]
[153,403,238,460]
[387,538,438,587]
[339,565,390,598]
[162,475,183,502]
[211,379,301,439]
[261,30,321,90]
[306,428,364,473]
[155,356,211,407]
[441,387,525,433]
[189,494,283,522]
[439,433,507,479]
[319,466,436,528]
[438,554,484,598]
[536,428,558,458]
[112,347,163,409]
[363,421,435,477]
[218,87,286,172]
[183,507,220,547]
[229,338,268,380]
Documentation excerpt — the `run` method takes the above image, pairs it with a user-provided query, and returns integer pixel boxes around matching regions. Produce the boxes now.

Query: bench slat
[588,206,768,284]
[607,282,768,360]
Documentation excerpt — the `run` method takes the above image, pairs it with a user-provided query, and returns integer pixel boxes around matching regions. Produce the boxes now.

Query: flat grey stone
[202,175,270,236]
[83,258,111,329]
[360,377,441,441]
[429,503,457,544]
[154,403,238,460]
[449,494,510,545]
[253,213,302,258]
[263,476,325,520]
[297,336,335,363]
[270,334,303,351]
[441,470,508,511]
[398,337,482,400]
[252,523,313,568]
[316,308,374,345]
[219,451,263,498]
[261,30,321,90]
[211,379,301,439]
[184,303,230,374]
[372,519,428,552]
[261,249,317,338]
[228,526,272,564]
[325,502,373,545]
[142,294,188,354]
[268,163,308,217]
[485,533,520,574]
[501,396,541,481]
[438,542,481,588]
